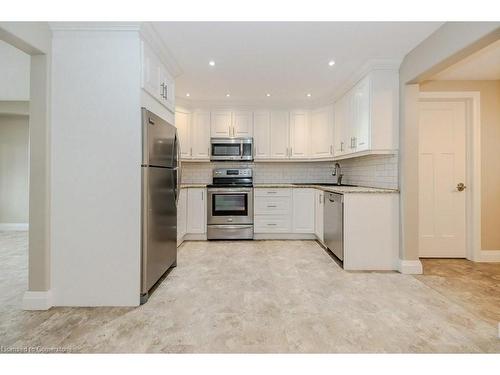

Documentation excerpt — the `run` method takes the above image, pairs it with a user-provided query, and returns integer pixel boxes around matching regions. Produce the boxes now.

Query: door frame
[418,91,481,261]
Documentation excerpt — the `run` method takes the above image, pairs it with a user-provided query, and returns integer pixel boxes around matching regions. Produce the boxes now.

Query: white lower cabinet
[314,190,324,243]
[186,188,207,235]
[177,189,187,245]
[178,187,207,245]
[292,188,315,233]
[254,188,314,236]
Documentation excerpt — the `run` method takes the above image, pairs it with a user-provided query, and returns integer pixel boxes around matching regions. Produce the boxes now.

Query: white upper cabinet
[175,110,191,159]
[191,111,211,159]
[176,110,210,160]
[352,76,370,152]
[310,106,334,159]
[289,111,309,159]
[334,94,349,157]
[233,111,253,137]
[333,69,398,159]
[254,111,271,159]
[141,41,175,112]
[210,111,253,137]
[211,111,232,137]
[270,110,290,159]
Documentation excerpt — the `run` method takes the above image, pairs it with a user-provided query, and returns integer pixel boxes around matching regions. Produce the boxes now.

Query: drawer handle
[267,205,277,208]
[267,191,277,194]
[267,223,277,226]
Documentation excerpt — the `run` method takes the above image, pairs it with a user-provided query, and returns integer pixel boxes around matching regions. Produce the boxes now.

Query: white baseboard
[183,233,207,241]
[0,223,29,231]
[22,290,53,310]
[253,233,317,240]
[475,250,500,262]
[398,259,423,274]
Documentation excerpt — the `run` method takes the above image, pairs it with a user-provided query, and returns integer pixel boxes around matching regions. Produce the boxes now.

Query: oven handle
[207,188,253,193]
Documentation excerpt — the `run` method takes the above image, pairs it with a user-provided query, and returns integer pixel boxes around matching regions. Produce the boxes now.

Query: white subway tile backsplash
[180,154,398,190]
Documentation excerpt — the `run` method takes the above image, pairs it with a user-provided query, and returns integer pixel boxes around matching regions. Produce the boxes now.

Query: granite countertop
[180,184,208,189]
[254,183,399,194]
[181,183,398,193]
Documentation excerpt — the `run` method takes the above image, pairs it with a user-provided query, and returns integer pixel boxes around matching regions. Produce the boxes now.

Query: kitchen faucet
[332,162,343,185]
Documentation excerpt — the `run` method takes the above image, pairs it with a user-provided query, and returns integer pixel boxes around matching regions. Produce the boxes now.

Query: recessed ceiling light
[186,93,190,97]
[209,60,215,66]
[266,93,271,97]
[328,60,336,66]
[226,93,230,97]
[306,93,312,97]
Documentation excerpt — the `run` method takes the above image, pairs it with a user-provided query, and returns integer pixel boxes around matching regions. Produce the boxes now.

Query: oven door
[207,188,253,225]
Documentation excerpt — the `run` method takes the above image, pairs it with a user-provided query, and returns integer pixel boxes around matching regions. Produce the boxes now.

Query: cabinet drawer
[254,215,291,233]
[254,188,292,197]
[255,196,291,215]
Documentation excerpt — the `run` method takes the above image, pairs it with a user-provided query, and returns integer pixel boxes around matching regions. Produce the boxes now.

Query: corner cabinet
[141,41,175,113]
[334,69,398,159]
[310,106,334,159]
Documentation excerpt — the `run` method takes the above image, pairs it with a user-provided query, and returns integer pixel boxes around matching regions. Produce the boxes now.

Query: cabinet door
[191,111,211,159]
[233,111,253,137]
[159,66,175,112]
[334,98,346,157]
[310,106,334,158]
[292,188,315,233]
[269,110,289,159]
[314,190,324,242]
[289,111,309,159]
[177,189,187,243]
[141,41,161,102]
[175,110,191,159]
[186,188,206,234]
[211,111,232,137]
[352,76,370,152]
[253,111,271,159]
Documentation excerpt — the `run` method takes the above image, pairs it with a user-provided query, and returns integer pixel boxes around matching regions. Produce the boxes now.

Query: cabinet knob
[456,183,466,192]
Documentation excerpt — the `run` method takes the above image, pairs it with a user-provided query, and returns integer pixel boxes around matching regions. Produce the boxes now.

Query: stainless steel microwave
[210,137,253,161]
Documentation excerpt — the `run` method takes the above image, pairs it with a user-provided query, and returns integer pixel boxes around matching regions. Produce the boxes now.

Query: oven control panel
[213,168,252,177]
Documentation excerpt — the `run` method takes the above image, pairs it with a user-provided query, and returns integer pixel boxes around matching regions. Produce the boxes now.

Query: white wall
[0,40,30,100]
[0,114,29,225]
[51,29,142,306]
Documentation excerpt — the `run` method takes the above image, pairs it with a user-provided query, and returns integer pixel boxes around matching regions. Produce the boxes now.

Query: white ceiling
[432,39,500,81]
[152,22,443,105]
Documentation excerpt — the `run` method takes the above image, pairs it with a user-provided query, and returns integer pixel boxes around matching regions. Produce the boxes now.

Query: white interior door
[418,101,467,258]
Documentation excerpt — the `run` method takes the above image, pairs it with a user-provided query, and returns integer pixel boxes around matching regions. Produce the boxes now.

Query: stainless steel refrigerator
[141,108,179,304]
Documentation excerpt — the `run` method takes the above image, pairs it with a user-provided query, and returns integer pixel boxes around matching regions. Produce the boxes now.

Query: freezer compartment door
[142,108,177,168]
[141,167,177,294]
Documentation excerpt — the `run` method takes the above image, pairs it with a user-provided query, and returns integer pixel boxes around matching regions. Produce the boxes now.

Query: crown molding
[49,22,141,32]
[140,22,183,78]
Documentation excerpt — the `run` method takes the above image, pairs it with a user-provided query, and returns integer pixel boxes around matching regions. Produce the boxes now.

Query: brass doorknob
[457,183,466,192]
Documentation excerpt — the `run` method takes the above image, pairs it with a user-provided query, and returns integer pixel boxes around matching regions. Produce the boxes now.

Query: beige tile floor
[1,231,499,353]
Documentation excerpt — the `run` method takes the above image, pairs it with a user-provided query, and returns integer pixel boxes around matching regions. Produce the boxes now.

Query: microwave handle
[240,141,244,158]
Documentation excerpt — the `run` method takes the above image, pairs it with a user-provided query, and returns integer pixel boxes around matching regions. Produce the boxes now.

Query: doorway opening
[0,40,31,308]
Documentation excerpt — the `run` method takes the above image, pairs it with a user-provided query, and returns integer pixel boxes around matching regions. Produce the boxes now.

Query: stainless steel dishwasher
[324,192,344,262]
